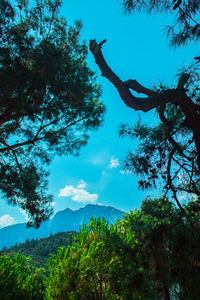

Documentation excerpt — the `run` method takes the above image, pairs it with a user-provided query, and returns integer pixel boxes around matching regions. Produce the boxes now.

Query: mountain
[1,231,72,268]
[0,204,125,249]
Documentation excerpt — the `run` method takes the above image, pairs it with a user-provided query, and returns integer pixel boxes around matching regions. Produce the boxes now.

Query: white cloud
[0,214,15,228]
[109,158,120,168]
[51,201,56,207]
[58,180,98,203]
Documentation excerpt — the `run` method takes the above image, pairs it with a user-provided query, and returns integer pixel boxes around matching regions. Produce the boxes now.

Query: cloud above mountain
[0,214,15,228]
[58,180,98,203]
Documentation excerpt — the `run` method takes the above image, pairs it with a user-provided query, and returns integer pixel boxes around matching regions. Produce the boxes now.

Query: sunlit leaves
[0,252,45,300]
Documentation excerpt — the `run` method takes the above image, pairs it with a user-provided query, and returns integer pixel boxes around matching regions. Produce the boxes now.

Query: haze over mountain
[0,204,124,249]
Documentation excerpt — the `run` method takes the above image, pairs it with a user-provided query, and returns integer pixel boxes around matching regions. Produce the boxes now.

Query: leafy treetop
[45,197,200,299]
[0,0,105,227]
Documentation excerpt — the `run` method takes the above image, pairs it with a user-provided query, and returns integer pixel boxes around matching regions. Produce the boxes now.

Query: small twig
[158,105,191,161]
[0,116,87,153]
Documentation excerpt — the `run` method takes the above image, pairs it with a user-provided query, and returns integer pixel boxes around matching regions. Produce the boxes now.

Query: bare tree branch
[89,39,192,111]
[89,39,200,170]
[124,79,156,97]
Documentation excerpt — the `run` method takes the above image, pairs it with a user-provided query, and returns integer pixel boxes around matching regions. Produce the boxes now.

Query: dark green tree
[0,0,104,227]
[46,198,200,299]
[116,197,200,300]
[89,1,200,220]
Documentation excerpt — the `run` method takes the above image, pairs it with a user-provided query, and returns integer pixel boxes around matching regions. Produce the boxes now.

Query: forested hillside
[1,231,73,268]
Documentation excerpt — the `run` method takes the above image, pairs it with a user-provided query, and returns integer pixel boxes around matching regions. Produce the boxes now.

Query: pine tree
[0,0,105,227]
[89,1,200,225]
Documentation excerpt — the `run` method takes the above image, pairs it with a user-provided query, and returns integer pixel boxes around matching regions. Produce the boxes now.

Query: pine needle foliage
[0,0,105,227]
[122,0,200,46]
[0,252,45,300]
[45,198,200,299]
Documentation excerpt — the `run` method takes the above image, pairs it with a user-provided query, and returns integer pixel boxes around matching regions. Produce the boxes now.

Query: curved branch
[89,40,198,112]
[89,39,200,170]
[89,39,180,112]
[124,79,156,96]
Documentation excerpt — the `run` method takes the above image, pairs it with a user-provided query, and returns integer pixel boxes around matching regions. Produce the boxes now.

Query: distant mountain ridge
[0,204,125,249]
[1,231,72,268]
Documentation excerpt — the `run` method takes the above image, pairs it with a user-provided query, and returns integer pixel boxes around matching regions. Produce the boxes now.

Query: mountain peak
[0,204,125,249]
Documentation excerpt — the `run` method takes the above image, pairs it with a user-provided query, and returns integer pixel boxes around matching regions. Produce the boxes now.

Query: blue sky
[0,0,199,228]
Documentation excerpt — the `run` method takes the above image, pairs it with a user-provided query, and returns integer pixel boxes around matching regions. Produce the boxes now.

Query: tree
[122,0,200,47]
[0,0,105,227]
[46,219,120,300]
[0,252,45,300]
[46,217,154,300]
[2,198,198,299]
[46,199,200,299]
[116,197,200,300]
[89,1,200,221]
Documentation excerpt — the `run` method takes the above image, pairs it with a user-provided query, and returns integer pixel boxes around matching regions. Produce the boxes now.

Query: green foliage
[1,231,73,269]
[119,68,200,200]
[45,198,200,299]
[46,217,155,299]
[117,197,200,300]
[122,0,200,46]
[0,252,45,300]
[120,0,200,219]
[0,0,105,226]
[2,198,200,299]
